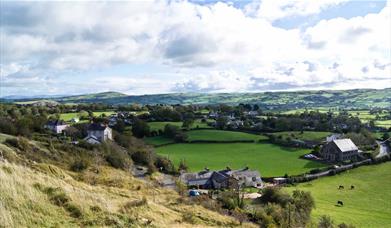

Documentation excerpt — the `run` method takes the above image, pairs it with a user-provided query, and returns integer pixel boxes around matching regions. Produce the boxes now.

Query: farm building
[44,120,69,134]
[320,138,359,162]
[84,123,113,143]
[179,167,263,189]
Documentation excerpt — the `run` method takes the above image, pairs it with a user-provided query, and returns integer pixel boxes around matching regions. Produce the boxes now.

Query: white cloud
[0,0,390,96]
[246,0,349,21]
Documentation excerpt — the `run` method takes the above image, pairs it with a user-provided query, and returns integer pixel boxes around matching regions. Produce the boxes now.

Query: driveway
[376,140,390,158]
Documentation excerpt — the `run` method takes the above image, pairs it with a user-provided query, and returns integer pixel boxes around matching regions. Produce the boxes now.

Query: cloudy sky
[0,0,390,97]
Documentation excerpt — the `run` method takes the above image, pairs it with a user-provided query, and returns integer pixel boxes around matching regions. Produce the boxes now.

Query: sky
[0,0,390,97]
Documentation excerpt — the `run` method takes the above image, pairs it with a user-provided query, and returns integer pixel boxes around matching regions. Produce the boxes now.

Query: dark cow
[350,185,355,190]
[338,185,344,189]
[337,201,344,206]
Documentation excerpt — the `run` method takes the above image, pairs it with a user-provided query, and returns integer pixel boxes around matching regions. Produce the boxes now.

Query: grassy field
[144,136,175,146]
[59,111,115,121]
[187,130,267,142]
[285,163,391,227]
[148,120,211,131]
[270,131,331,142]
[156,143,326,177]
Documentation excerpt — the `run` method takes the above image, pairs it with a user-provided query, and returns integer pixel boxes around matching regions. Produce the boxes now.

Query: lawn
[187,130,267,142]
[144,136,175,146]
[270,131,331,142]
[284,163,391,227]
[156,143,326,177]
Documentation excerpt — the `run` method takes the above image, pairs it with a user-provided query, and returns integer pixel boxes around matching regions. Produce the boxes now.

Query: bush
[4,138,18,148]
[65,203,82,218]
[70,158,89,172]
[5,137,31,151]
[258,187,291,207]
[103,143,132,169]
[106,151,128,169]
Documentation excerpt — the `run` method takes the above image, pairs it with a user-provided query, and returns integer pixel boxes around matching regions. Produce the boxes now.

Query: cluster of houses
[179,167,263,190]
[44,120,112,144]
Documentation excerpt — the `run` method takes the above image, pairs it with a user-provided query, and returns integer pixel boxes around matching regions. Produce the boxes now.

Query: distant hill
[4,88,391,109]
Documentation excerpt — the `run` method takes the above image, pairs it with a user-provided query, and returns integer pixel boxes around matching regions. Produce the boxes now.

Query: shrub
[318,215,334,228]
[70,158,89,172]
[259,187,291,207]
[65,203,82,218]
[4,138,18,148]
[123,197,148,209]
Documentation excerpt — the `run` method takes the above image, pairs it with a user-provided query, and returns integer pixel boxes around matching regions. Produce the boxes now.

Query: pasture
[148,120,212,131]
[270,131,331,143]
[156,143,326,177]
[186,130,267,142]
[144,136,175,146]
[59,111,115,121]
[285,162,391,227]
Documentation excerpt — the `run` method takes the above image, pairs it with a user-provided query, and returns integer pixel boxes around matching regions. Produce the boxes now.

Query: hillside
[0,136,254,227]
[6,88,391,109]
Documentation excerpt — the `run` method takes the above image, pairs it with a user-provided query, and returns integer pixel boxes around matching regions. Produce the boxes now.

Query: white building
[85,123,112,143]
[44,120,69,134]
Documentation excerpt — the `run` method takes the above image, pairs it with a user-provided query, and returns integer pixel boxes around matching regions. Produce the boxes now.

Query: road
[376,140,390,158]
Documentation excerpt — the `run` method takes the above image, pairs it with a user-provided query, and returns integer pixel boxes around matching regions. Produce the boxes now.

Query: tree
[132,119,150,138]
[113,120,125,133]
[382,132,390,141]
[318,215,334,228]
[216,116,228,130]
[164,124,179,138]
[182,118,194,130]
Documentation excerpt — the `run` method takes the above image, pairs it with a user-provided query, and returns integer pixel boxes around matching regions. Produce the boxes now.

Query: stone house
[44,120,69,134]
[85,123,112,143]
[179,167,263,189]
[320,138,359,162]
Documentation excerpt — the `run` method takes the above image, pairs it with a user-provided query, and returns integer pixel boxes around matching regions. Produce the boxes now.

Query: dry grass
[0,158,256,228]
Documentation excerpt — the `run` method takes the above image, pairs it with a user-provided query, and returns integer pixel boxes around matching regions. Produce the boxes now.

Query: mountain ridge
[4,88,391,109]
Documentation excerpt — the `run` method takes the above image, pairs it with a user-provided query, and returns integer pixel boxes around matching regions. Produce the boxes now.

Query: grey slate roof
[88,123,108,131]
[46,120,67,126]
[333,139,358,152]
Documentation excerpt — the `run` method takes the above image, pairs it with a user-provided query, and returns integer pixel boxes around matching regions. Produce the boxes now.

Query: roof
[88,123,109,131]
[333,139,358,152]
[46,120,67,126]
[83,135,101,144]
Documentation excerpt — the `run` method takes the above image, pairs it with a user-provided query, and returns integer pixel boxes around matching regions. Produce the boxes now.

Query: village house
[179,167,263,189]
[44,120,69,134]
[320,138,359,162]
[84,123,113,144]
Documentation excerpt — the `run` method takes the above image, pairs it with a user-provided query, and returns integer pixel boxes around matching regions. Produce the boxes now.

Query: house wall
[55,125,68,134]
[87,128,112,142]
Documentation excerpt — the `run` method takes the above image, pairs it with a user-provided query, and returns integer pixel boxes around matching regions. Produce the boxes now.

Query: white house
[44,120,69,134]
[85,123,112,143]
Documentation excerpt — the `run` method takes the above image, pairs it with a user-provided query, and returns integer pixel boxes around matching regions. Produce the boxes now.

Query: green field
[285,163,391,227]
[187,130,267,142]
[59,111,115,122]
[148,120,211,131]
[270,131,331,142]
[156,143,326,177]
[144,136,175,146]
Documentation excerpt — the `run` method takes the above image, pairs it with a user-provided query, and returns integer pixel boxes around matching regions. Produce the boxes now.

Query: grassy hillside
[0,137,254,228]
[8,88,391,109]
[156,143,326,177]
[284,163,391,227]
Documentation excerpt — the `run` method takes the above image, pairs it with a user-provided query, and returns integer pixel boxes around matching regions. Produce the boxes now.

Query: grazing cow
[350,185,355,190]
[337,201,344,206]
[338,185,344,189]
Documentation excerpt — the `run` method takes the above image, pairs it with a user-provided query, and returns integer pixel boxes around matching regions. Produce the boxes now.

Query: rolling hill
[4,88,391,109]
